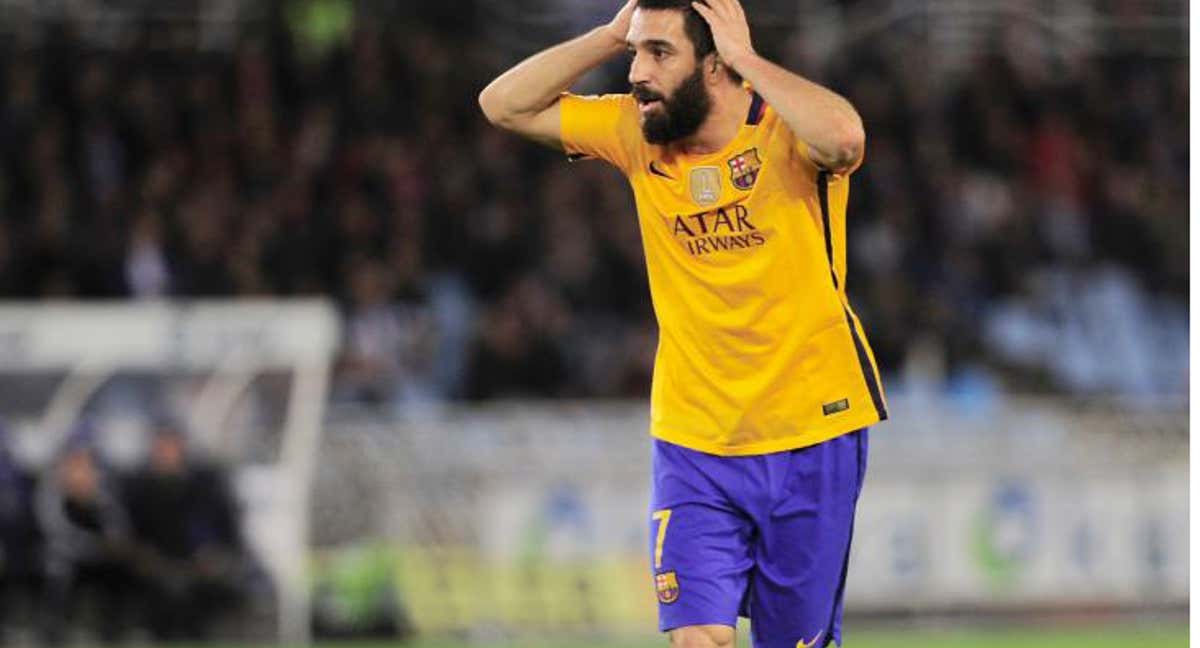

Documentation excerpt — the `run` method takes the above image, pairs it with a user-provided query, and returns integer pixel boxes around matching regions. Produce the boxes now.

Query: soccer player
[479,1,887,646]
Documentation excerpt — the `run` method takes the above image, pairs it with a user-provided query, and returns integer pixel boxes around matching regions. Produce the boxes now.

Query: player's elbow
[478,86,504,125]
[478,84,517,129]
[836,118,866,161]
[827,120,865,173]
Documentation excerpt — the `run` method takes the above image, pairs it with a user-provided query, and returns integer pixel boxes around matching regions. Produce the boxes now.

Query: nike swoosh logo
[649,161,673,180]
[796,631,824,648]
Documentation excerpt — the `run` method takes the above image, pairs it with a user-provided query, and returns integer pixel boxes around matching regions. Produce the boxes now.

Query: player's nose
[628,52,651,86]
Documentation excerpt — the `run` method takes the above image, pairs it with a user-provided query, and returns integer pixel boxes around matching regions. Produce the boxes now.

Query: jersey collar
[745,92,766,126]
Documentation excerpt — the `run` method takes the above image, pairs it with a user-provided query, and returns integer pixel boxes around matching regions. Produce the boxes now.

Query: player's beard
[635,65,712,146]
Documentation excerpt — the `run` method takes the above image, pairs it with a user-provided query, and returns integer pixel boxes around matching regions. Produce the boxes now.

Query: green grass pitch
[106,623,1188,647]
[302,624,1187,648]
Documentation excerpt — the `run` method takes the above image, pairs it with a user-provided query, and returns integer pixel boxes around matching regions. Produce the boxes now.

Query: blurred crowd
[0,0,1187,405]
[0,418,257,644]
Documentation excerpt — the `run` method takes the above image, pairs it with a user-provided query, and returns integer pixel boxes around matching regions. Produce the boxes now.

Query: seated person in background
[122,419,247,641]
[0,420,42,641]
[36,436,135,646]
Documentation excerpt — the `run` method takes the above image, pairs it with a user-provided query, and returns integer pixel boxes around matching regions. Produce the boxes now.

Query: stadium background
[0,0,1188,646]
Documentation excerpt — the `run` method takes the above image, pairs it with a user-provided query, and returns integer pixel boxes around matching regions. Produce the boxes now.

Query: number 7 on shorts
[652,509,672,569]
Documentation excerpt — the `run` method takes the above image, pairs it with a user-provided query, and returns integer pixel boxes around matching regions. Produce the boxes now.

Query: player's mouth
[633,87,666,114]
[637,98,664,114]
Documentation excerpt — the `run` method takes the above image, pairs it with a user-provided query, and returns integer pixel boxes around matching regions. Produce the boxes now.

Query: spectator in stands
[337,255,441,407]
[122,419,248,641]
[464,275,570,400]
[36,433,135,645]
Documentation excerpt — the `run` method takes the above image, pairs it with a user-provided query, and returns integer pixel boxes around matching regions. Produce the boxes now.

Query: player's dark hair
[636,0,742,82]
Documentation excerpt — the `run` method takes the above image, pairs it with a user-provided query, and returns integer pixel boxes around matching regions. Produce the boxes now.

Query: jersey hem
[650,411,881,457]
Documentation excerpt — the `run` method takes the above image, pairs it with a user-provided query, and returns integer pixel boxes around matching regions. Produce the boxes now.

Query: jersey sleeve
[763,112,821,184]
[559,93,637,172]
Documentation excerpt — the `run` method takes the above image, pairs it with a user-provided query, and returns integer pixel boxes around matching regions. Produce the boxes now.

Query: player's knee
[669,624,735,648]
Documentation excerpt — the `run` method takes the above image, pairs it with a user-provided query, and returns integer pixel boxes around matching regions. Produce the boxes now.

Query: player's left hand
[692,0,756,72]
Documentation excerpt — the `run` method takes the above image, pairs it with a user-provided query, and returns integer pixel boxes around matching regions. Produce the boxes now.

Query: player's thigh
[668,623,736,648]
[749,430,867,648]
[651,439,759,631]
[649,499,754,632]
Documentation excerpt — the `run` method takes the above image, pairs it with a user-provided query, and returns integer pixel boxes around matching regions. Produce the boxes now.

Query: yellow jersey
[560,91,887,456]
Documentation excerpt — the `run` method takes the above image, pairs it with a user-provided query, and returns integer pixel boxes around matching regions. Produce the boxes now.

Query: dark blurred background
[0,1,1188,645]
[0,0,1187,405]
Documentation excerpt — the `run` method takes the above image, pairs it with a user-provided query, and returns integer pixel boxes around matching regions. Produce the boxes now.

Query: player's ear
[706,52,723,80]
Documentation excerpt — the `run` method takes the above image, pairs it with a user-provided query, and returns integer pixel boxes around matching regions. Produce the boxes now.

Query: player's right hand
[605,0,637,46]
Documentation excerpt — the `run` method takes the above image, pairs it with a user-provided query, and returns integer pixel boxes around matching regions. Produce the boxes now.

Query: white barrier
[314,397,1187,635]
[0,300,341,646]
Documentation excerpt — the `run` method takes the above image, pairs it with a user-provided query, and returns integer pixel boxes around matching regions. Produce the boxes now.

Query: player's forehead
[627,8,689,51]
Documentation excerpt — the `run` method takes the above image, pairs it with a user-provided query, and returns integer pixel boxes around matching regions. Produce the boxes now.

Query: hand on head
[606,0,639,45]
[690,0,756,71]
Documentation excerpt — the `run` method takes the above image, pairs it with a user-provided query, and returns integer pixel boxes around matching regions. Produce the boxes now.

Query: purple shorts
[649,430,868,648]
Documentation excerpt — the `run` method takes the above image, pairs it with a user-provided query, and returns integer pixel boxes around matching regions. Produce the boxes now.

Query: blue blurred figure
[35,424,136,645]
[121,418,250,641]
[0,420,42,641]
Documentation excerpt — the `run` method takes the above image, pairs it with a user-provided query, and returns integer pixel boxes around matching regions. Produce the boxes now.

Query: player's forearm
[479,26,626,126]
[729,53,865,172]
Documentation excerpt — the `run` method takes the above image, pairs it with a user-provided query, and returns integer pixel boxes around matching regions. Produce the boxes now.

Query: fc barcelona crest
[655,571,680,604]
[727,148,763,191]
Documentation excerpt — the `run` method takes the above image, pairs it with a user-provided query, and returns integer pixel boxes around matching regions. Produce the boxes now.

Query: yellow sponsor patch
[689,167,721,207]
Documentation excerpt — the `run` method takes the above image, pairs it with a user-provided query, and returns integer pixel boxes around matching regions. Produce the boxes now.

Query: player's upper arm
[478,94,565,150]
[802,120,865,176]
[806,138,865,176]
[480,91,634,170]
[788,125,865,178]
